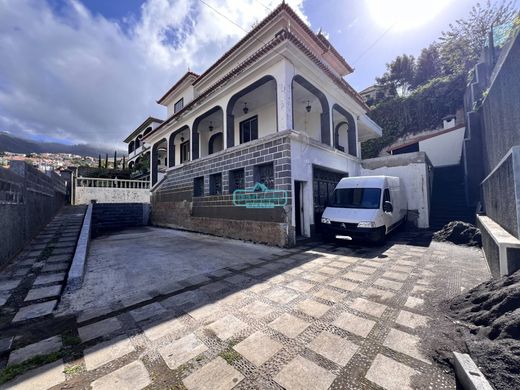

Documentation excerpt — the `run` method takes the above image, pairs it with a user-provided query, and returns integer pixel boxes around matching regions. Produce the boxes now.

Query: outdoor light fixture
[306,100,311,112]
[180,134,185,142]
[243,102,249,114]
[209,121,214,131]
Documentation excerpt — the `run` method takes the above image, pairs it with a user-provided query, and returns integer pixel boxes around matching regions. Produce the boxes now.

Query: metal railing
[75,176,150,189]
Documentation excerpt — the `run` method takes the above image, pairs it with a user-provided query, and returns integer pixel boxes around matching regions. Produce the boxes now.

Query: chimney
[442,114,456,129]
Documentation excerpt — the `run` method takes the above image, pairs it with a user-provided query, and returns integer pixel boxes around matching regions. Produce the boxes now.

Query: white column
[275,59,295,132]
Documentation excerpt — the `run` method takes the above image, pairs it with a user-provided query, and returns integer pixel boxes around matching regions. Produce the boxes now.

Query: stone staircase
[429,164,475,230]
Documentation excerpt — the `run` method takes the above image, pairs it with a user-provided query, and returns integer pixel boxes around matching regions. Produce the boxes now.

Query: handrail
[75,176,150,189]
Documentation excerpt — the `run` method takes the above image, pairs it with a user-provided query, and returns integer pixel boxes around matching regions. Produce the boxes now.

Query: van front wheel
[369,227,386,245]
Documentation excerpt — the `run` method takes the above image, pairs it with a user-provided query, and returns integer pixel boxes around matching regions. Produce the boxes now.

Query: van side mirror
[383,201,393,213]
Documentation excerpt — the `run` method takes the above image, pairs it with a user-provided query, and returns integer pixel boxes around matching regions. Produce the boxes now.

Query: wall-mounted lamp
[209,121,214,132]
[243,102,249,114]
[306,100,311,113]
[180,134,185,142]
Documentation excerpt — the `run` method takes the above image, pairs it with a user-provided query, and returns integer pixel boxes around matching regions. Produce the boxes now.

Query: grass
[219,340,241,365]
[38,246,54,260]
[62,333,81,346]
[0,351,63,384]
[63,364,83,375]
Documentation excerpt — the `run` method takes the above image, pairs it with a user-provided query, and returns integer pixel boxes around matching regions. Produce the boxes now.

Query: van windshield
[330,188,381,209]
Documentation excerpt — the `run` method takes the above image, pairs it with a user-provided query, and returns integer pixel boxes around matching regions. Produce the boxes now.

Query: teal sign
[233,182,288,208]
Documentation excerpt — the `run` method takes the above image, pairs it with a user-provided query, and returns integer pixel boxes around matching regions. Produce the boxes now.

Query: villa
[126,3,383,246]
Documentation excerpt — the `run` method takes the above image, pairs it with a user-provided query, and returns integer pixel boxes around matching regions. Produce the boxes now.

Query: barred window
[193,176,204,197]
[254,163,274,189]
[209,173,222,195]
[229,169,245,194]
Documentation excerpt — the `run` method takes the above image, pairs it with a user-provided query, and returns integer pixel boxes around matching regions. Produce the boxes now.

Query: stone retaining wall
[0,161,67,266]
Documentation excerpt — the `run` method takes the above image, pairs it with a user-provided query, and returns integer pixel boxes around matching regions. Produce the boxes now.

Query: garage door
[313,167,347,232]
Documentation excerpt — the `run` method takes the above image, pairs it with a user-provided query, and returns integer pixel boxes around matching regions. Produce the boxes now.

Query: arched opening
[292,75,330,145]
[143,126,152,137]
[208,132,224,155]
[151,138,167,185]
[128,140,135,154]
[168,125,190,167]
[332,104,357,157]
[135,134,142,149]
[192,106,224,159]
[226,76,277,148]
[128,161,135,170]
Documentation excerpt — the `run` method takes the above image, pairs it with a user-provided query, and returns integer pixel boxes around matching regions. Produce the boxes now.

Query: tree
[105,153,108,169]
[439,0,517,75]
[413,44,443,88]
[113,151,117,170]
[376,54,416,96]
[98,154,101,168]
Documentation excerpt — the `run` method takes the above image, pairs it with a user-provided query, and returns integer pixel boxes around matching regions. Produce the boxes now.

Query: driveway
[58,227,285,314]
[6,227,490,390]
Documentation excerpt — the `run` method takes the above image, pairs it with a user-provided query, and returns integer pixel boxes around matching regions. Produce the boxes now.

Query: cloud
[0,0,306,150]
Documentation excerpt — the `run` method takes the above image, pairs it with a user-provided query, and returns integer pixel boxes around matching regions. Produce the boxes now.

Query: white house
[385,115,466,167]
[135,3,383,246]
[125,117,163,174]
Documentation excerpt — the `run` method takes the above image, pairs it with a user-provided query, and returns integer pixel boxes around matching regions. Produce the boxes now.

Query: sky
[0,0,507,149]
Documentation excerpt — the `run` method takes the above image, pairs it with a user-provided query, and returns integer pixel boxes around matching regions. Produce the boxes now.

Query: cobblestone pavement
[0,228,490,390]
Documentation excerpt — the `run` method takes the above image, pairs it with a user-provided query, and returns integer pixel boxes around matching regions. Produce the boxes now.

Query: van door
[382,188,393,233]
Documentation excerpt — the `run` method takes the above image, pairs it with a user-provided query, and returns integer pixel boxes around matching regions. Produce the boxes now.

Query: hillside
[0,132,121,157]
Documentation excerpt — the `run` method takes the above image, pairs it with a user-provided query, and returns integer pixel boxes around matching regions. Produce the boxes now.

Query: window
[229,169,245,194]
[209,173,222,195]
[330,188,381,209]
[254,163,274,189]
[193,176,204,197]
[174,98,184,114]
[239,116,258,144]
[180,140,190,163]
[383,188,391,206]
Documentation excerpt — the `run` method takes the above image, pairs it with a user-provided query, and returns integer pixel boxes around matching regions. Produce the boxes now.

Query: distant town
[0,151,99,171]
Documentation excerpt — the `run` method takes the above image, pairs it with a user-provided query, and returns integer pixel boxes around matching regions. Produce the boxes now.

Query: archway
[128,140,135,154]
[292,75,330,145]
[208,132,224,155]
[168,125,190,167]
[151,138,167,186]
[332,104,357,157]
[226,75,277,148]
[192,106,223,159]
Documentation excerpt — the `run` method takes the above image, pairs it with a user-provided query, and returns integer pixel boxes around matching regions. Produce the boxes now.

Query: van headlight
[321,217,331,224]
[357,221,375,228]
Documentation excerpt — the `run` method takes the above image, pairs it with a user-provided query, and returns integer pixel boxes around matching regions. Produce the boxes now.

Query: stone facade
[151,131,294,246]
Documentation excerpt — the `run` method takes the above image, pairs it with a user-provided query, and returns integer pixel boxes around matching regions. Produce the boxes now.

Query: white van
[321,176,407,243]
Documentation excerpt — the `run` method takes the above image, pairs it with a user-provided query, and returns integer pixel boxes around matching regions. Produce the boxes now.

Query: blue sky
[0,0,510,148]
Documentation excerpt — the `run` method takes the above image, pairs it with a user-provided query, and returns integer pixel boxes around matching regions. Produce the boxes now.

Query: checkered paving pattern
[1,236,490,389]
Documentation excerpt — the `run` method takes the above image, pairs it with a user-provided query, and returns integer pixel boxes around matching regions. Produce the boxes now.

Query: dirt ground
[449,269,520,390]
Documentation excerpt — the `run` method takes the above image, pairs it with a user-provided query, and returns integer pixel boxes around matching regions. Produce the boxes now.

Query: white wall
[361,161,431,228]
[75,188,150,204]
[419,127,465,167]
[233,102,276,144]
[291,135,361,237]
[166,86,195,117]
